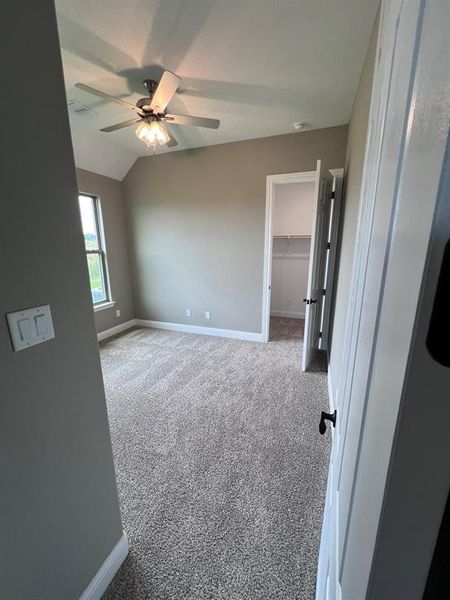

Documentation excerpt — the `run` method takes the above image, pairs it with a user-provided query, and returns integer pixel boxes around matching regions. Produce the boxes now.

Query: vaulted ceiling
[55,0,379,180]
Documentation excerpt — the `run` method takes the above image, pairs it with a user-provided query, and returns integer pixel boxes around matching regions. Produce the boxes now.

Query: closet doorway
[262,163,340,370]
[272,182,314,324]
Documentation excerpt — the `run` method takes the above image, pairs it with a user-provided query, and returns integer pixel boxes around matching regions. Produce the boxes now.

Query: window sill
[94,300,116,312]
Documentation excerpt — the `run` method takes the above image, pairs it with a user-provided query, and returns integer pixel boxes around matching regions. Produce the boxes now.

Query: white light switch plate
[7,305,55,352]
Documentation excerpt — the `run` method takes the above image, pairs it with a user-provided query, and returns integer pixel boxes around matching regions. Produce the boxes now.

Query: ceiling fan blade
[75,83,140,112]
[150,71,182,114]
[160,123,178,147]
[164,113,220,129]
[100,118,142,133]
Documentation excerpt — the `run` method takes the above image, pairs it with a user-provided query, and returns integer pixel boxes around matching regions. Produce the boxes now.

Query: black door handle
[319,410,337,435]
[310,299,318,304]
[427,239,450,367]
[303,298,310,304]
[303,298,318,305]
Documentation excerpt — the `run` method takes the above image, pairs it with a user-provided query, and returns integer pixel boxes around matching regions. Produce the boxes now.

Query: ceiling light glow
[136,121,170,150]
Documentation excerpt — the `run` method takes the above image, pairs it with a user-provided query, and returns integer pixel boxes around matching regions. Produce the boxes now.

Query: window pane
[87,253,107,304]
[79,195,99,250]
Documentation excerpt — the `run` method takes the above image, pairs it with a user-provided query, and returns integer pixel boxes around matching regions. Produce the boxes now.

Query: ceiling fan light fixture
[136,120,170,149]
[78,70,220,150]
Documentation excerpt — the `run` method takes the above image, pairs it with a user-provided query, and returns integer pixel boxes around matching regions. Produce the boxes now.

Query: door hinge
[327,242,331,249]
[319,331,322,339]
[331,190,335,199]
[322,289,326,296]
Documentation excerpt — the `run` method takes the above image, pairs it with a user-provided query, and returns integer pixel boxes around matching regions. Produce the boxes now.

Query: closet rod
[272,234,312,239]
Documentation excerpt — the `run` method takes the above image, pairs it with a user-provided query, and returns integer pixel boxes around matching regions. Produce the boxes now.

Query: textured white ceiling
[55,0,378,180]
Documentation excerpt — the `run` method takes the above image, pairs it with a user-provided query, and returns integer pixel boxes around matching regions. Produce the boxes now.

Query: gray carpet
[101,318,330,600]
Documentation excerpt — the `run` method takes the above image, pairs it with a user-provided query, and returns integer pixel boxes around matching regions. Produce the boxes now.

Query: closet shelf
[273,253,309,259]
[272,234,311,239]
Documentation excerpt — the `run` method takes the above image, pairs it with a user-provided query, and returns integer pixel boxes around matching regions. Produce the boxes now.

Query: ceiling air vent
[67,99,96,117]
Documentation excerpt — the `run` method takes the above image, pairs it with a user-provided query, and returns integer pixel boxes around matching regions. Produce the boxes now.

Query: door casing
[316,0,450,598]
[262,170,316,343]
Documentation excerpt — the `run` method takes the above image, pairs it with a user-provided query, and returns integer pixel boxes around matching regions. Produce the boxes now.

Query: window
[78,194,110,306]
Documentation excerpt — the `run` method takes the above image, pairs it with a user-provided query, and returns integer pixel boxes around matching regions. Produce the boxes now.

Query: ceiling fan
[75,70,220,150]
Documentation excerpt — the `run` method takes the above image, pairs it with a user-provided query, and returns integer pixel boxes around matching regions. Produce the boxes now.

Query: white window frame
[78,192,114,311]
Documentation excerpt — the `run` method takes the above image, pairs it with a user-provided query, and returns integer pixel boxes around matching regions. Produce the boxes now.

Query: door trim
[262,170,316,342]
[316,0,450,598]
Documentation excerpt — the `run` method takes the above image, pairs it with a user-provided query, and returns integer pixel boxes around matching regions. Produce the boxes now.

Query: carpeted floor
[101,317,330,600]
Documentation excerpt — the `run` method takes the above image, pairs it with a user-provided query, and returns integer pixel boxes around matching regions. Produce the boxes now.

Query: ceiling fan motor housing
[137,97,153,111]
[137,80,159,115]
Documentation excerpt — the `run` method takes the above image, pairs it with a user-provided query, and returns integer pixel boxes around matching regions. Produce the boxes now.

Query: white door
[302,160,332,371]
[316,0,449,598]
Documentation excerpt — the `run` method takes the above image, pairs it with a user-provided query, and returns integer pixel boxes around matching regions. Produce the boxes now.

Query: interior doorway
[262,163,341,370]
[269,179,314,346]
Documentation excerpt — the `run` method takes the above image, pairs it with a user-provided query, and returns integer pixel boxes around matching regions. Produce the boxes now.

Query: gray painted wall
[0,3,123,598]
[123,127,347,333]
[329,15,379,386]
[77,168,134,333]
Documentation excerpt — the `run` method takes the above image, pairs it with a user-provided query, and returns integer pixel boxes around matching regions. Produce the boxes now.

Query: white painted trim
[262,171,317,343]
[302,160,324,371]
[97,319,136,341]
[316,2,450,597]
[79,534,128,600]
[329,168,344,179]
[327,368,334,412]
[267,170,317,184]
[262,178,274,343]
[270,310,305,319]
[94,300,116,312]
[79,190,114,308]
[135,319,263,342]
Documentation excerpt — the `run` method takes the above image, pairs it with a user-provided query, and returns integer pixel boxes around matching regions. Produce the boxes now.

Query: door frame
[317,0,421,594]
[262,170,316,342]
[316,0,450,597]
[341,1,450,595]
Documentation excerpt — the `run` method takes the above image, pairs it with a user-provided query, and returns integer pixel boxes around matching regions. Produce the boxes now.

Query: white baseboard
[97,319,136,342]
[270,310,305,319]
[79,533,128,600]
[134,319,263,342]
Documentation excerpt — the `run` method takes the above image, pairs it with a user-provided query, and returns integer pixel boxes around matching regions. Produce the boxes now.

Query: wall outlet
[116,309,121,318]
[205,311,211,320]
[186,308,191,317]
